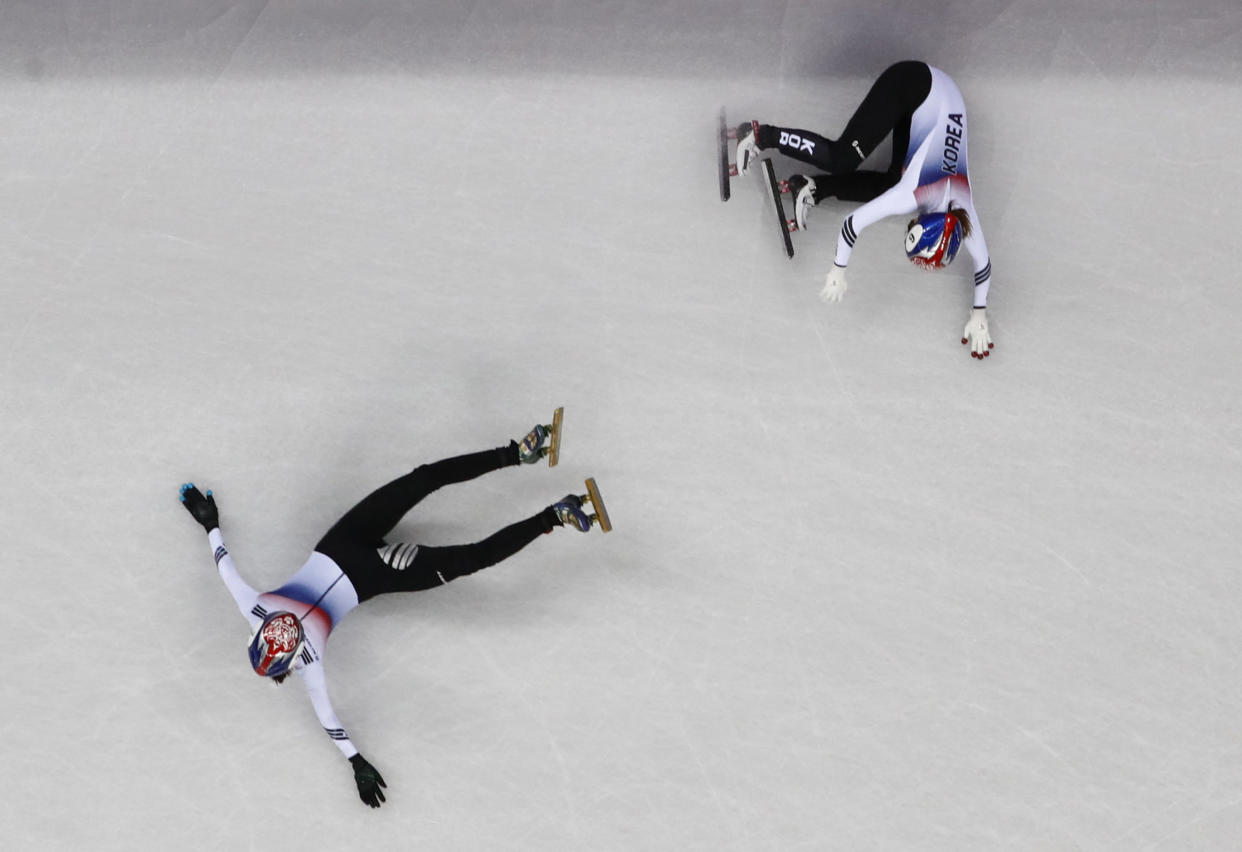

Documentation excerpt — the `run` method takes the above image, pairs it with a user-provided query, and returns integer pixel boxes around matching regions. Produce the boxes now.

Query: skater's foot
[735,120,761,176]
[786,174,817,231]
[552,494,592,532]
[518,424,550,464]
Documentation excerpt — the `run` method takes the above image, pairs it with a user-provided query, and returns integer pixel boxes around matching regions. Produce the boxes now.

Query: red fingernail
[988,343,994,349]
[961,338,968,345]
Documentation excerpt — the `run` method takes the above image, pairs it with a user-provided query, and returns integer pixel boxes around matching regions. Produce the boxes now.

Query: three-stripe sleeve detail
[841,216,858,248]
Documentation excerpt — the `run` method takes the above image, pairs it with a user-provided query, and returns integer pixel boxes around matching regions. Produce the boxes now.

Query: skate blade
[762,159,796,258]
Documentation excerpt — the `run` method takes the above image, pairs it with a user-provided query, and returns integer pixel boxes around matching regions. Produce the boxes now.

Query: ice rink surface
[2,2,1241,850]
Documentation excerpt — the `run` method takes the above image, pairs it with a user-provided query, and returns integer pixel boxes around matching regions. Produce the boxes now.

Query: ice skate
[519,407,563,466]
[583,477,612,532]
[735,120,761,176]
[553,478,613,533]
[785,174,817,231]
[519,425,549,464]
[553,494,592,532]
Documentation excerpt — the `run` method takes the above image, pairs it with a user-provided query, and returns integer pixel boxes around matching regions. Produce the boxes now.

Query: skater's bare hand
[820,264,848,303]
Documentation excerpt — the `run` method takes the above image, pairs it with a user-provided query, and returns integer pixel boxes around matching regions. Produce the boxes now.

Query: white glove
[961,308,993,359]
[820,264,848,303]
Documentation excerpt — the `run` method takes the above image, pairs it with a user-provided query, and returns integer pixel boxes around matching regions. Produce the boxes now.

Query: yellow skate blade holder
[546,406,563,467]
[583,477,612,532]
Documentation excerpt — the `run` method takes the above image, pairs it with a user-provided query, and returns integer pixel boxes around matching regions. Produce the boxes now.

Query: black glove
[349,753,387,808]
[179,483,219,533]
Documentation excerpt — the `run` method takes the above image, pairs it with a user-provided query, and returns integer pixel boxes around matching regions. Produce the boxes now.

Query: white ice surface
[2,2,1241,850]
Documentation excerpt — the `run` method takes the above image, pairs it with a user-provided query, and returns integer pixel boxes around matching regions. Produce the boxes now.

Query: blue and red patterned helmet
[248,611,304,677]
[905,211,964,269]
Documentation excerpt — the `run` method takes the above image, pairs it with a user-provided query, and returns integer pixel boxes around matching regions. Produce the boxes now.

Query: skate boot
[518,424,550,464]
[786,174,817,231]
[735,120,761,176]
[552,494,592,532]
[519,407,563,466]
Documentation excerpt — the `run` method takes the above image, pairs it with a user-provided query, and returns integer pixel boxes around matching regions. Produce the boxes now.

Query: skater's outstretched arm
[180,483,261,622]
[961,203,992,310]
[207,528,262,621]
[960,203,995,358]
[817,178,917,304]
[298,661,359,758]
[299,661,388,808]
[833,185,919,269]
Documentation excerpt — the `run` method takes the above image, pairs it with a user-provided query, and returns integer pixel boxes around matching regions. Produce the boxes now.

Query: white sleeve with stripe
[298,661,360,759]
[207,528,261,625]
[961,202,993,308]
[834,186,918,268]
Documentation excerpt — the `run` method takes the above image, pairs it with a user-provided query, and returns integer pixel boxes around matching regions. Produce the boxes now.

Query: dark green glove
[349,753,387,808]
[179,483,219,533]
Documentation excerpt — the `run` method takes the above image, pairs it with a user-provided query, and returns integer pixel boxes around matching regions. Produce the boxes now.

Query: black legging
[757,60,932,202]
[316,443,558,602]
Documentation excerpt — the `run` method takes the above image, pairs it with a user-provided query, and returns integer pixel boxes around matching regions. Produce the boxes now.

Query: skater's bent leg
[759,60,931,173]
[362,510,559,596]
[755,125,841,171]
[320,444,521,548]
[414,511,557,584]
[831,60,931,168]
[812,169,903,203]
